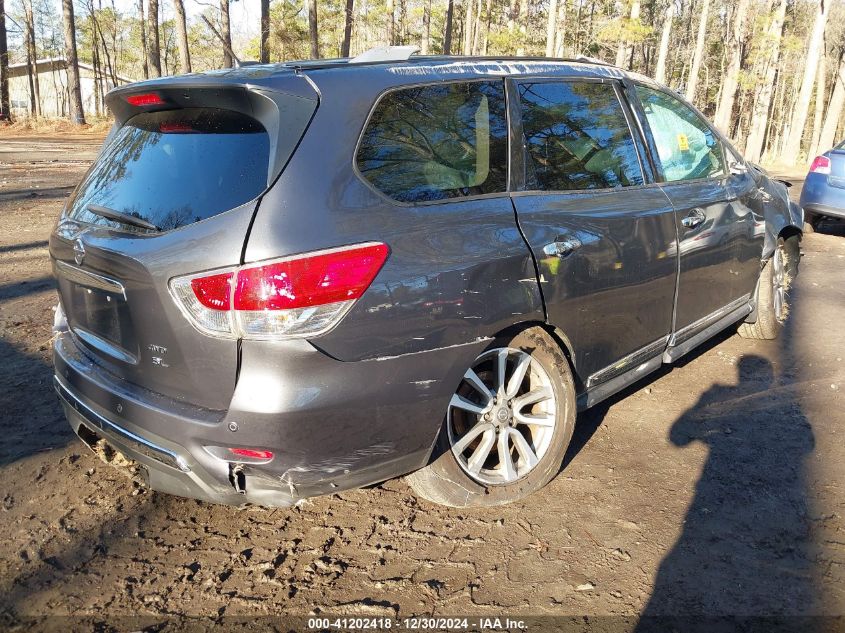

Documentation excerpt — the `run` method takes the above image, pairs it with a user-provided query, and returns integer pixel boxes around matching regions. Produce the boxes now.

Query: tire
[803,213,821,233]
[406,327,576,507]
[738,234,799,340]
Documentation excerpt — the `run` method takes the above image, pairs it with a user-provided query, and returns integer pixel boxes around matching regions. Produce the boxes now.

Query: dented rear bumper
[54,330,484,507]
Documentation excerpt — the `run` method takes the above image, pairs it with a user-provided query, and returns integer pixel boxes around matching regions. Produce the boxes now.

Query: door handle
[543,236,582,258]
[681,208,706,229]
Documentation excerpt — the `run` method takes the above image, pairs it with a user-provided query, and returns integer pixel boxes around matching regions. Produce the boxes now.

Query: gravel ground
[0,134,843,625]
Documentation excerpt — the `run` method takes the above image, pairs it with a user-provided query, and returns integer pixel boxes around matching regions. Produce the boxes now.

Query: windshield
[66,108,270,231]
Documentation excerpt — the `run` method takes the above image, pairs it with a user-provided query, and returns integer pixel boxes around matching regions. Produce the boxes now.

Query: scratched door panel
[513,188,677,380]
[510,78,677,381]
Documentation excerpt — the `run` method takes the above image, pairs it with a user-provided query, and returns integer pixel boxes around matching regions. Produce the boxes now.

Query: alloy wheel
[772,244,788,323]
[447,347,557,485]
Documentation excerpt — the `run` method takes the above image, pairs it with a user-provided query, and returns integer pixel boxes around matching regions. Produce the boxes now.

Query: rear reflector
[125,93,166,106]
[169,242,389,339]
[228,448,274,460]
[159,122,196,133]
[809,155,831,175]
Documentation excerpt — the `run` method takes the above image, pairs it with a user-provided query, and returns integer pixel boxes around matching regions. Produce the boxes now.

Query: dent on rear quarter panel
[243,65,545,363]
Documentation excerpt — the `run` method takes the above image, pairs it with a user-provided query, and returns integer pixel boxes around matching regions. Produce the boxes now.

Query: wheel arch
[490,320,586,394]
[760,179,804,260]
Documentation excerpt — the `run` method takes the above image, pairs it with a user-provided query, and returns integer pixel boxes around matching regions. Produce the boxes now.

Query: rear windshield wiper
[87,204,160,232]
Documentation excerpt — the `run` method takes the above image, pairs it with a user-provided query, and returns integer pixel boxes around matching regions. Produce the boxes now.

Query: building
[6,58,133,119]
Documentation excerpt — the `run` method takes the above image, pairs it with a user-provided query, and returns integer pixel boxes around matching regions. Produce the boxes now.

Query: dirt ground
[1,133,843,626]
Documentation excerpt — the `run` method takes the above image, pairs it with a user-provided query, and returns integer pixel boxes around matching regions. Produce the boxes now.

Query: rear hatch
[50,74,318,410]
[829,141,845,189]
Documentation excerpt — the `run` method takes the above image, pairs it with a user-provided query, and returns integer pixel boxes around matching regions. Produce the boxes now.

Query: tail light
[809,155,831,175]
[125,93,166,106]
[169,242,389,339]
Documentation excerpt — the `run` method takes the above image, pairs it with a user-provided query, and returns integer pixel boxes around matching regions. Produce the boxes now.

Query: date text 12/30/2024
[307,617,528,630]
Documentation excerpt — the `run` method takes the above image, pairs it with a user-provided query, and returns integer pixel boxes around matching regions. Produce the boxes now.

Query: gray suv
[50,51,803,508]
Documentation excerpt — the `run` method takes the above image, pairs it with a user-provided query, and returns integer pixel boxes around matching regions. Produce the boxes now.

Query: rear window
[66,108,270,231]
[356,81,508,203]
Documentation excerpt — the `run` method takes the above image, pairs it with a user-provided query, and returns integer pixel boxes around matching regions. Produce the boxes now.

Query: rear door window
[356,81,508,203]
[635,86,725,182]
[517,80,644,191]
[66,108,270,231]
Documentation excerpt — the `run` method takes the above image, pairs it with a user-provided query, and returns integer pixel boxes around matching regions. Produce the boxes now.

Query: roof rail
[574,55,614,67]
[350,45,420,64]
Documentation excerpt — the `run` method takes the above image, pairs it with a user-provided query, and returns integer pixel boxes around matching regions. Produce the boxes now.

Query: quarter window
[356,81,508,203]
[518,81,644,191]
[635,86,726,182]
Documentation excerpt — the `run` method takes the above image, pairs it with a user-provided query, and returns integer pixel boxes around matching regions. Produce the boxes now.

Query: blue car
[801,140,845,229]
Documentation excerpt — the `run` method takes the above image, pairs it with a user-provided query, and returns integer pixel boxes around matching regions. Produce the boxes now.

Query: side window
[518,80,644,191]
[356,81,508,203]
[635,86,726,182]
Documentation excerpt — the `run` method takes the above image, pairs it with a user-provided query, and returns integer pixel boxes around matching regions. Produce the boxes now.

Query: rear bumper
[799,173,845,219]
[56,375,252,506]
[54,330,485,507]
[802,202,845,219]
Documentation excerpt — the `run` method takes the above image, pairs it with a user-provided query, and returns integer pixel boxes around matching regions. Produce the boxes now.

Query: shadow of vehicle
[808,217,845,237]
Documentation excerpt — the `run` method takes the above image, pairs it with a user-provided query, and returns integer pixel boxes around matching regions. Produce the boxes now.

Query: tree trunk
[91,25,100,116]
[0,0,10,120]
[482,0,492,53]
[421,0,430,54]
[443,0,454,54]
[308,0,319,58]
[341,0,354,56]
[137,0,148,78]
[616,0,640,69]
[653,1,673,84]
[220,0,232,67]
[462,0,474,54]
[24,42,35,116]
[783,0,829,162]
[147,0,161,76]
[386,0,395,45]
[554,0,566,57]
[24,0,40,116]
[396,0,408,45]
[173,0,191,73]
[808,51,826,159]
[744,0,786,163]
[713,0,751,133]
[91,3,117,86]
[508,0,525,55]
[819,55,845,155]
[545,0,558,57]
[471,0,483,54]
[685,0,709,102]
[259,0,269,62]
[62,0,86,124]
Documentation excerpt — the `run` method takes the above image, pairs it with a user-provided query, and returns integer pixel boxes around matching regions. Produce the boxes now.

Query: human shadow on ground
[637,354,816,629]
